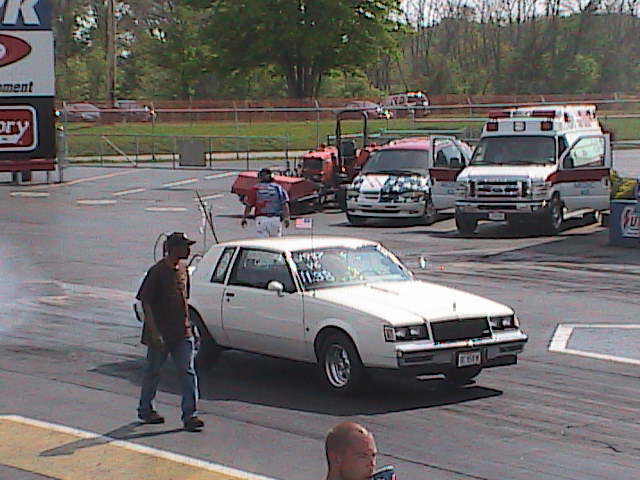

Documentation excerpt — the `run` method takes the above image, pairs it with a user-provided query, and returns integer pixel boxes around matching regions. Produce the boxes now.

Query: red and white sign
[0,105,36,151]
[0,30,54,96]
[620,205,639,238]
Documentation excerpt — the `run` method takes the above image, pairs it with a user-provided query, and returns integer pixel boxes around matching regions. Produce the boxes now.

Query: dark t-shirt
[136,259,192,349]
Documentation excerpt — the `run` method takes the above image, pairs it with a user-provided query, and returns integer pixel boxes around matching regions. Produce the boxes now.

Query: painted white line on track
[146,206,187,212]
[24,170,139,189]
[549,324,640,365]
[161,178,198,188]
[10,191,50,198]
[0,414,277,480]
[204,172,237,180]
[194,193,224,202]
[76,199,117,205]
[113,187,146,196]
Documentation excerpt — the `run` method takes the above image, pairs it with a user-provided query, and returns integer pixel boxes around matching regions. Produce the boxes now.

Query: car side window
[228,249,297,292]
[565,137,605,169]
[211,247,236,283]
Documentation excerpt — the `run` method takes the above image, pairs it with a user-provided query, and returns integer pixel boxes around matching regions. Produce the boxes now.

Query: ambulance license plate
[488,212,505,221]
[457,351,481,367]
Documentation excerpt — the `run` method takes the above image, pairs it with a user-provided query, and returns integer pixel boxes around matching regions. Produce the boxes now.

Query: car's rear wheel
[445,367,481,388]
[188,308,222,369]
[318,332,366,394]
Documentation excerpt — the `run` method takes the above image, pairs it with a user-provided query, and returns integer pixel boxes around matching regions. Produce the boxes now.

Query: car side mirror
[267,280,285,296]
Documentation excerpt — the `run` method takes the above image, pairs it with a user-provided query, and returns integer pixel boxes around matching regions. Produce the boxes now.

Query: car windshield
[361,149,429,174]
[291,245,412,290]
[471,136,556,166]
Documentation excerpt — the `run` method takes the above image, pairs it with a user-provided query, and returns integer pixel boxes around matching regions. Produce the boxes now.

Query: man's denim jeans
[138,337,198,421]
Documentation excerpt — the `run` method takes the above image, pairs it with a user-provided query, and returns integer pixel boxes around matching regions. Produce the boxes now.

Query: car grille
[431,317,492,343]
[476,180,525,198]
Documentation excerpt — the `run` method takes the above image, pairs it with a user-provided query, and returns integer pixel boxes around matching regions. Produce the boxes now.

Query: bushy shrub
[611,170,637,199]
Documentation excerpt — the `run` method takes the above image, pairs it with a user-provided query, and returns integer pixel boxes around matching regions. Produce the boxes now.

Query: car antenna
[196,190,219,244]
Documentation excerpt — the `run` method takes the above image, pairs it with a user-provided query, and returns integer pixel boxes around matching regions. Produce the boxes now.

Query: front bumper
[456,200,549,220]
[392,332,528,375]
[346,199,426,218]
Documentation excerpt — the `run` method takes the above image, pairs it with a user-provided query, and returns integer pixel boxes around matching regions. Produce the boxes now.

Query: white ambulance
[455,105,611,234]
[345,136,472,225]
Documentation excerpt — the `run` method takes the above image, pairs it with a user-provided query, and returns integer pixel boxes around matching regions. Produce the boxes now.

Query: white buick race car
[188,236,528,394]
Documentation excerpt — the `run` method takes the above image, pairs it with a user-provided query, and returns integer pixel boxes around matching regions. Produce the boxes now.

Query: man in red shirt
[241,168,291,237]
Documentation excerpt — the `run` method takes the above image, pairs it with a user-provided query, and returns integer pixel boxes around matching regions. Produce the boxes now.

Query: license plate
[457,351,481,367]
[488,212,505,221]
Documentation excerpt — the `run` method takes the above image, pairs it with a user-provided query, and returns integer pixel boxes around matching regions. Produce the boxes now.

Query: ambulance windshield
[471,136,556,166]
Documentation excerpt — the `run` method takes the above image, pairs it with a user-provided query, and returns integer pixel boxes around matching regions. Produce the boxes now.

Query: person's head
[164,232,195,260]
[258,168,273,183]
[325,422,377,480]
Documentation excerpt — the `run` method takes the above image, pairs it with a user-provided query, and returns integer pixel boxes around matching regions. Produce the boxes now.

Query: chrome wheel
[324,344,352,388]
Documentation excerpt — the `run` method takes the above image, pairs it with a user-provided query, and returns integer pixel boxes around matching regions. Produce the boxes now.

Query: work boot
[138,410,165,424]
[183,416,204,432]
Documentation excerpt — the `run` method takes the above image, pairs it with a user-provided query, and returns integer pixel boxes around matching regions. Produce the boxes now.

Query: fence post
[315,99,320,146]
[56,126,66,183]
[234,102,240,161]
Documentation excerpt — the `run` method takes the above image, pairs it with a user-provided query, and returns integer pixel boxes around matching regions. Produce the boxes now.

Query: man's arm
[142,303,164,350]
[241,204,252,227]
[282,202,290,228]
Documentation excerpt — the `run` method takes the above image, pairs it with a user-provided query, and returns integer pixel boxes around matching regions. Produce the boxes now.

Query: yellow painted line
[0,415,276,480]
[22,170,140,190]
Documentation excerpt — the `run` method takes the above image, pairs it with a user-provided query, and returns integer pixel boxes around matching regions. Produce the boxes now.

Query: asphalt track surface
[1,163,639,480]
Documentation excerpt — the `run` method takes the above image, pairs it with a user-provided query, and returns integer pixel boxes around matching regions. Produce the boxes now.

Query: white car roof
[216,235,378,252]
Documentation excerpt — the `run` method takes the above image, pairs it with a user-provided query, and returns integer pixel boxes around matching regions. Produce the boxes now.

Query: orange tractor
[231,109,378,214]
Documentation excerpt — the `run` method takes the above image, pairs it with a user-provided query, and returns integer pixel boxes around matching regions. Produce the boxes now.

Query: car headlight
[398,191,424,202]
[530,181,551,197]
[488,314,518,330]
[384,324,429,342]
[456,181,474,198]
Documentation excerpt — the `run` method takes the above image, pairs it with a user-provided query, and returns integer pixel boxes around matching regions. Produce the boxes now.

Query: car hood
[311,280,511,325]
[458,164,555,182]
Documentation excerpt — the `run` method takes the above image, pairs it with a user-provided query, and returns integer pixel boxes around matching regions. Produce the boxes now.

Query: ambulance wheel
[543,196,563,235]
[455,213,477,235]
[421,197,437,225]
[347,213,366,226]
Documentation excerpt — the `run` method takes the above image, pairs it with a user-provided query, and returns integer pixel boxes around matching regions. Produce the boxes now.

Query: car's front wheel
[318,332,366,394]
[188,308,222,370]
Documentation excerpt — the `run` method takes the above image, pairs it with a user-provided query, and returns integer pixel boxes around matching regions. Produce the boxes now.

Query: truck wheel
[455,213,477,235]
[542,197,563,235]
[421,196,437,225]
[318,332,366,394]
[189,309,222,369]
[445,367,481,388]
[346,213,366,226]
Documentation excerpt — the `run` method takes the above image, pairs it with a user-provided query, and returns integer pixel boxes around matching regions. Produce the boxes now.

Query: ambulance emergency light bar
[485,105,597,131]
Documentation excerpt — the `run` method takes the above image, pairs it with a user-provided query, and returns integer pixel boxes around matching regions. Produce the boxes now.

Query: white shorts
[255,216,283,237]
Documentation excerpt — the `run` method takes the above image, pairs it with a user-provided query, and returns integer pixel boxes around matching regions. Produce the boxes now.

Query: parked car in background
[59,102,101,122]
[383,92,430,117]
[343,100,392,119]
[187,235,528,394]
[114,100,152,122]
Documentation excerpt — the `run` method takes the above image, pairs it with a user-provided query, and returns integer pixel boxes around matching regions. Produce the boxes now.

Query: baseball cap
[258,168,273,178]
[165,232,196,248]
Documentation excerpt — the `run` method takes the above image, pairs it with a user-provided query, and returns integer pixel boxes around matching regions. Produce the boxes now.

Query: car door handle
[224,292,235,297]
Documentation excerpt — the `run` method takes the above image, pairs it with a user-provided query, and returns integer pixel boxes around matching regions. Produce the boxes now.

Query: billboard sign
[0,0,51,30]
[0,31,54,96]
[0,105,36,150]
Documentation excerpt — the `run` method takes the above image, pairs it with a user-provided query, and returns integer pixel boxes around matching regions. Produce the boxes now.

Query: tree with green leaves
[206,0,403,98]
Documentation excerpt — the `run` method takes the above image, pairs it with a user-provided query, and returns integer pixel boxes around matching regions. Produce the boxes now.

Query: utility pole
[106,0,116,107]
